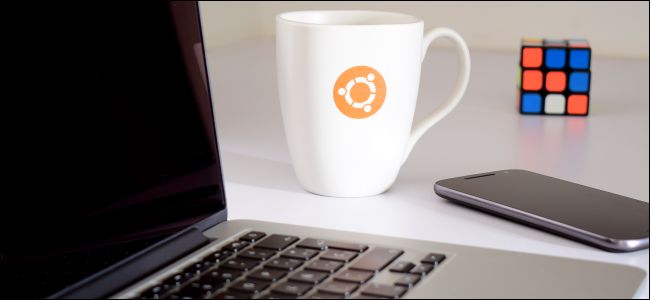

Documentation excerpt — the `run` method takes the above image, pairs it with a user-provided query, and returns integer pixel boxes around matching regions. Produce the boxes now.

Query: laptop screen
[0,2,225,298]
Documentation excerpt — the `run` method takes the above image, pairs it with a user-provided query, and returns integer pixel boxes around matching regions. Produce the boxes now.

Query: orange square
[546,71,566,92]
[567,95,588,115]
[522,48,543,68]
[522,70,543,91]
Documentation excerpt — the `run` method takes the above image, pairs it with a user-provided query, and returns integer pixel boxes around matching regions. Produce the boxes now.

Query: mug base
[300,185,393,198]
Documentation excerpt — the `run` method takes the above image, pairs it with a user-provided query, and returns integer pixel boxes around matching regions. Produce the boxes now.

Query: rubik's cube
[517,38,591,116]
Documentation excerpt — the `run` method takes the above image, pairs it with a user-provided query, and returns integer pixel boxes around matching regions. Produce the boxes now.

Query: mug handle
[402,27,471,164]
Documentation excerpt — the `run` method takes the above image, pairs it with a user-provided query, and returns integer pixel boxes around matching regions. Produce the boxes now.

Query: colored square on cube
[522,70,543,91]
[569,49,590,69]
[545,94,566,114]
[545,49,566,69]
[569,72,590,92]
[522,48,543,68]
[522,93,542,113]
[567,95,589,115]
[518,38,591,116]
[546,72,566,92]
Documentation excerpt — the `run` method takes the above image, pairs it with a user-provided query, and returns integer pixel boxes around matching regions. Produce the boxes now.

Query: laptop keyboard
[138,232,445,299]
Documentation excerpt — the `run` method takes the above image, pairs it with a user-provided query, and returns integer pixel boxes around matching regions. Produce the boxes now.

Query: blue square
[569,72,590,92]
[522,93,542,113]
[545,49,566,69]
[570,49,590,69]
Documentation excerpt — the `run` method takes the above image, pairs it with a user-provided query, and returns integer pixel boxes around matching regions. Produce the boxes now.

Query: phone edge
[433,183,649,253]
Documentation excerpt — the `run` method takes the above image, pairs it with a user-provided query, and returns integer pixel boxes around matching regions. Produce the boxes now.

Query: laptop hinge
[49,228,209,299]
[194,208,228,232]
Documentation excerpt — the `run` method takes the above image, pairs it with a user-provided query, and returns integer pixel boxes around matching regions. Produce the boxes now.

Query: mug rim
[277,10,422,27]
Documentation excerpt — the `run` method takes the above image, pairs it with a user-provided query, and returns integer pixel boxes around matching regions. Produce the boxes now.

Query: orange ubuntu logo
[333,66,386,119]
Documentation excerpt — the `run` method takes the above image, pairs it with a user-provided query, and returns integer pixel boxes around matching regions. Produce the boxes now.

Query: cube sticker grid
[517,38,591,116]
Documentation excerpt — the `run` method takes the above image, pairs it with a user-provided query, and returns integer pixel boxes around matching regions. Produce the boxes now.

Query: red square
[522,48,543,68]
[522,70,543,91]
[546,71,566,92]
[567,95,589,115]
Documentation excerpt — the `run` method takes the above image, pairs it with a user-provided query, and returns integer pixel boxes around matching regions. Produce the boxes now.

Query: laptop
[1,2,645,299]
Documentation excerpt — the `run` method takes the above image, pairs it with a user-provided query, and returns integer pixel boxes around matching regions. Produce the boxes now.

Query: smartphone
[434,169,649,252]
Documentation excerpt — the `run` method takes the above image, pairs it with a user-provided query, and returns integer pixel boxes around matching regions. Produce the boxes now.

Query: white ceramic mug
[276,11,470,197]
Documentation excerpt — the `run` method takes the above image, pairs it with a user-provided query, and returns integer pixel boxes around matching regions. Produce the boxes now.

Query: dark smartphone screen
[435,169,649,241]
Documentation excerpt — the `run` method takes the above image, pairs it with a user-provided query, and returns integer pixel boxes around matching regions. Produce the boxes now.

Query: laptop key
[361,283,407,298]
[296,238,328,251]
[248,268,287,282]
[222,258,259,271]
[318,281,359,297]
[256,235,299,251]
[239,231,266,242]
[320,250,357,262]
[305,260,344,273]
[281,247,319,261]
[410,264,434,276]
[203,250,233,264]
[163,272,194,287]
[178,281,219,298]
[229,278,271,294]
[394,274,420,288]
[200,269,242,285]
[184,261,214,276]
[288,270,329,284]
[349,248,403,272]
[265,258,303,271]
[271,281,313,297]
[421,253,446,265]
[309,292,345,299]
[238,248,276,261]
[213,291,250,299]
[334,269,374,284]
[389,261,415,273]
[326,241,369,253]
[297,239,368,253]
[219,269,243,282]
[223,241,250,252]
[141,285,171,299]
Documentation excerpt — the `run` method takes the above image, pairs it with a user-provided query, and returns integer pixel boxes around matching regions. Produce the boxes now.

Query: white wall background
[199,1,649,59]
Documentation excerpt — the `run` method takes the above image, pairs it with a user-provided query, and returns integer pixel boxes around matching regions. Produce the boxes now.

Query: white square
[545,94,566,114]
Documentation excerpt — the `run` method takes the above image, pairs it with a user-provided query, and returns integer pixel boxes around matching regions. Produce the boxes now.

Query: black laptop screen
[0,2,225,298]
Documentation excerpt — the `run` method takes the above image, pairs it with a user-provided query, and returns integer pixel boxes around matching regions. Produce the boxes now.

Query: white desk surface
[206,38,649,298]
